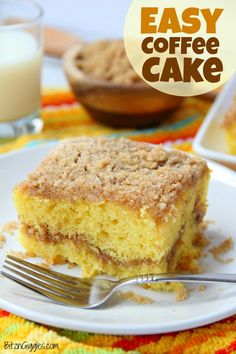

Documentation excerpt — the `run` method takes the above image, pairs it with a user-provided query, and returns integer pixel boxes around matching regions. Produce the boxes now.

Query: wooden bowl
[63,44,183,129]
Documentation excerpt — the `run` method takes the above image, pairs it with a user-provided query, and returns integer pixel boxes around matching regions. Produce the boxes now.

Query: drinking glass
[0,0,43,138]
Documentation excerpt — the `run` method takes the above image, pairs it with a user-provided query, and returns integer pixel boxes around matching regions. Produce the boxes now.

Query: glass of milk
[0,0,43,138]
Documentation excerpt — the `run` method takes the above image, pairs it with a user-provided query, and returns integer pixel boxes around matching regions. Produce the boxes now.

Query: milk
[0,30,42,122]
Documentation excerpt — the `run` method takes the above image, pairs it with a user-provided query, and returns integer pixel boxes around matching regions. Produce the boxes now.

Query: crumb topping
[223,97,236,127]
[76,40,142,84]
[17,137,209,219]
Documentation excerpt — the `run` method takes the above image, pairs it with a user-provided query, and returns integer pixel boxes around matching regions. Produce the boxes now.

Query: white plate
[1,143,236,335]
[193,74,236,170]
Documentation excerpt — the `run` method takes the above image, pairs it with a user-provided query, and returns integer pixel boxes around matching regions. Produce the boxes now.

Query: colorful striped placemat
[0,90,211,154]
[1,310,236,353]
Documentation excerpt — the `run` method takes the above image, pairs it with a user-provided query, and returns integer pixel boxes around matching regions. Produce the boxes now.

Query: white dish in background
[1,144,236,335]
[193,74,236,170]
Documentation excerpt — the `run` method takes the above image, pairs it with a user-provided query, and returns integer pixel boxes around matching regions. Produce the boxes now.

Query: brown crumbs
[204,220,215,226]
[176,287,188,302]
[117,291,153,305]
[209,237,234,264]
[17,137,209,219]
[198,285,206,292]
[0,233,5,249]
[67,262,77,269]
[47,256,67,265]
[0,220,18,249]
[37,262,51,269]
[2,221,18,235]
[187,288,195,293]
[194,232,211,248]
[8,251,36,259]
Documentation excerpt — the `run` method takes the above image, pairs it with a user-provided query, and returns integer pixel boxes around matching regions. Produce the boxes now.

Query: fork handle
[122,273,236,286]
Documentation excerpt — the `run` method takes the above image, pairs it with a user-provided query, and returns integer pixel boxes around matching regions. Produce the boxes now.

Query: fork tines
[1,255,92,307]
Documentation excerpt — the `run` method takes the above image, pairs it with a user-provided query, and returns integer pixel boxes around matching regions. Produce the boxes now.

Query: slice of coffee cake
[14,137,210,294]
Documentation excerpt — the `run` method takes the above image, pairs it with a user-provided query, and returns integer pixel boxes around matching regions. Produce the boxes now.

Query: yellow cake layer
[18,209,203,277]
[18,227,199,295]
[14,174,208,279]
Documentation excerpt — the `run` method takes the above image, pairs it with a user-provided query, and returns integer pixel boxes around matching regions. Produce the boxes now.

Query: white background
[38,0,132,87]
[38,0,131,41]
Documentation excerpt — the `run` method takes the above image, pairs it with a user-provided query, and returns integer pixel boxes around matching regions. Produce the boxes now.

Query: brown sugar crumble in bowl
[63,39,184,129]
[75,40,142,84]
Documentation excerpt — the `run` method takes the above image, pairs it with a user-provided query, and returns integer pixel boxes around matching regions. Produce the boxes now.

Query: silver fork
[2,254,236,309]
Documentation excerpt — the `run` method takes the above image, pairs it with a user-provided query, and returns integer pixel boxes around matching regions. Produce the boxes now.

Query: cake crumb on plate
[8,250,35,259]
[1,221,18,235]
[198,285,206,292]
[37,262,51,269]
[47,256,67,265]
[0,233,5,249]
[117,291,153,305]
[67,262,77,269]
[0,220,18,248]
[175,287,188,302]
[209,237,234,264]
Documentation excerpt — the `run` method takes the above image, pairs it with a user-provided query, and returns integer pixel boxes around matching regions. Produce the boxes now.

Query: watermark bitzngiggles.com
[3,341,59,352]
